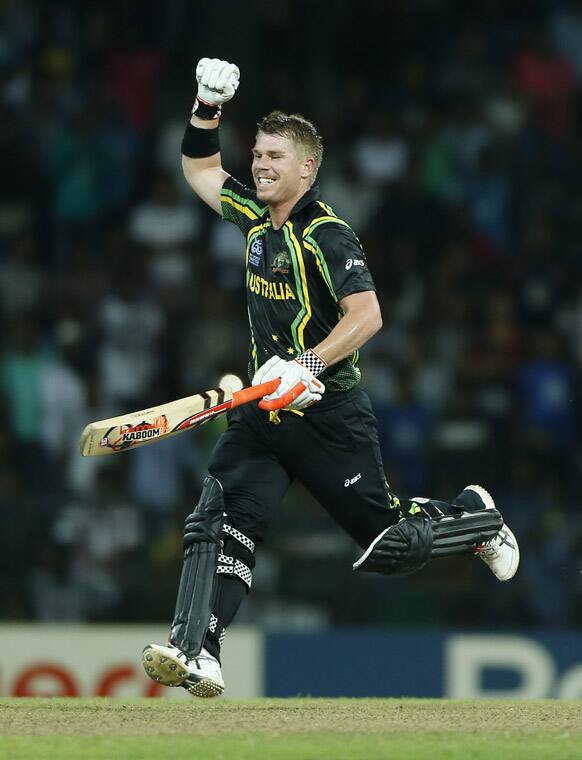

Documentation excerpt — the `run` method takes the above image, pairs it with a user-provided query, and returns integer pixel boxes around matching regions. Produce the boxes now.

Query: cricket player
[142,58,519,697]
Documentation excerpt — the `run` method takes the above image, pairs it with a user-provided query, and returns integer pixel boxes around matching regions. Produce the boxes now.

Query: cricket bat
[79,378,280,457]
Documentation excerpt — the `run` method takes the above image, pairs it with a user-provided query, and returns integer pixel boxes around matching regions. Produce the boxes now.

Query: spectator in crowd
[128,170,202,301]
[96,257,166,411]
[0,316,53,490]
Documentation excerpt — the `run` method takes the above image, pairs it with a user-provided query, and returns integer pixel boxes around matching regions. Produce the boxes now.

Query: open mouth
[257,177,276,186]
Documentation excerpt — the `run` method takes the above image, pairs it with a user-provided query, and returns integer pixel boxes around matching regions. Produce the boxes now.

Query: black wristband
[192,97,222,120]
[181,121,220,158]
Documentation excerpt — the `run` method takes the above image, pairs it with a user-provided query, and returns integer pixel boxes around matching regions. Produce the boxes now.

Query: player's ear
[301,156,316,182]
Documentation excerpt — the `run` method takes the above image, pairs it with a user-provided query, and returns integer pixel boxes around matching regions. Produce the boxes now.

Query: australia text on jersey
[247,272,296,301]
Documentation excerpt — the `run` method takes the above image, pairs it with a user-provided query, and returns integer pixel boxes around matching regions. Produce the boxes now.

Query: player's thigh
[290,394,395,547]
[208,408,291,543]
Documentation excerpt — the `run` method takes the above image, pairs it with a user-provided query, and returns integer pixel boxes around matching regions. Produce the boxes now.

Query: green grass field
[1,698,581,759]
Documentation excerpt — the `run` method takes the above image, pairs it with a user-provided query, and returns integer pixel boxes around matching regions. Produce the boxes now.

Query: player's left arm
[254,289,382,411]
[254,218,383,410]
[309,220,382,365]
[313,289,382,367]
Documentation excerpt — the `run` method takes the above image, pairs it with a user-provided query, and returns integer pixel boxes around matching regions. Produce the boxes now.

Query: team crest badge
[271,251,290,275]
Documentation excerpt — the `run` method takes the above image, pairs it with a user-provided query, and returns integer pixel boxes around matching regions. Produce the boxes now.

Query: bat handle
[230,378,280,409]
[258,381,306,411]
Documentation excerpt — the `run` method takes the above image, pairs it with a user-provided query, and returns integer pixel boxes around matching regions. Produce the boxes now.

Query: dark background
[1,0,580,631]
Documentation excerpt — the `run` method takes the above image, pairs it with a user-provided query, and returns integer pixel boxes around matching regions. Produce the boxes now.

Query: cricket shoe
[454,484,520,581]
[142,643,224,698]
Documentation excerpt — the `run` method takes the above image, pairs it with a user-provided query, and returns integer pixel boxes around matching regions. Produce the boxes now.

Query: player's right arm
[182,117,228,215]
[181,58,240,216]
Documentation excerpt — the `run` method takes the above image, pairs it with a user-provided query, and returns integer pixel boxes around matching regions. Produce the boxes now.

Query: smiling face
[252,131,315,207]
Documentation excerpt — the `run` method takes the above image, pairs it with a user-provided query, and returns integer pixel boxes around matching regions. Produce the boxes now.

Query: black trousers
[208,388,399,549]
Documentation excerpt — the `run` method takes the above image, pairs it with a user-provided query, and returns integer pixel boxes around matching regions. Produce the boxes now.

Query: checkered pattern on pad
[217,553,253,588]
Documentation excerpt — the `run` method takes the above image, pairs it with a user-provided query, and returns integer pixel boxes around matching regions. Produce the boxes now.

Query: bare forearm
[314,304,382,367]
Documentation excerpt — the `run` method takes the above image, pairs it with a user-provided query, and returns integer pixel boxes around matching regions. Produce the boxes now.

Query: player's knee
[184,475,225,545]
[354,517,433,576]
[183,475,257,590]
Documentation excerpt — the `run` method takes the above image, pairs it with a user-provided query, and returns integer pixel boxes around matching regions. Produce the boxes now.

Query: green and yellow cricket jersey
[220,176,376,393]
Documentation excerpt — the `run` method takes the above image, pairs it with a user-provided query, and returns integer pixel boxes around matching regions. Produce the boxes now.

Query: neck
[269,186,310,230]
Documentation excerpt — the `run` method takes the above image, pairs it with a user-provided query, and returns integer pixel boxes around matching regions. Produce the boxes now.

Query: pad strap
[203,523,256,659]
[217,553,253,589]
[223,523,256,553]
[207,613,226,647]
[215,523,255,589]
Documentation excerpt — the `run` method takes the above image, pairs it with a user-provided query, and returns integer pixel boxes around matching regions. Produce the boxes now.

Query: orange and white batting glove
[253,350,326,411]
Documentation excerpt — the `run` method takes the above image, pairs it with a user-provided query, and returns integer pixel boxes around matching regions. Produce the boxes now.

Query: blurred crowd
[1,0,581,631]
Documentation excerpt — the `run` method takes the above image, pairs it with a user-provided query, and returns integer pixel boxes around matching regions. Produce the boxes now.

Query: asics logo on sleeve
[345,258,365,270]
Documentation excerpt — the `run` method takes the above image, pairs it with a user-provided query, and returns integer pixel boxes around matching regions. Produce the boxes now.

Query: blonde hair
[257,111,323,185]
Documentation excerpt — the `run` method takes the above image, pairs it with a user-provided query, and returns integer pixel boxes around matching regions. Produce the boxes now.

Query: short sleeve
[309,222,376,301]
[220,176,267,235]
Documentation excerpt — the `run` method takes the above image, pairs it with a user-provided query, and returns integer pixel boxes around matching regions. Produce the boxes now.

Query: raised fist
[195,57,240,107]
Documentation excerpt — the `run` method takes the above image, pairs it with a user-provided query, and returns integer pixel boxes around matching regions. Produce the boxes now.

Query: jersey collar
[288,184,321,218]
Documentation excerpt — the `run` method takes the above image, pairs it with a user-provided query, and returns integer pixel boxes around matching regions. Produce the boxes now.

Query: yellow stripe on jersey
[286,223,312,348]
[221,194,260,221]
[247,305,258,374]
[303,214,350,239]
[248,221,270,238]
[304,239,337,301]
[221,187,266,216]
[317,200,336,216]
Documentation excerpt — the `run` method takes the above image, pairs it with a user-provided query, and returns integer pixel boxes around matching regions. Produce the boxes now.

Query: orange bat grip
[230,378,280,409]
[258,381,307,411]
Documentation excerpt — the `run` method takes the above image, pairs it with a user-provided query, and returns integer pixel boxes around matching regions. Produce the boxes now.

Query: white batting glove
[254,350,327,411]
[252,355,287,387]
[264,360,325,410]
[195,57,240,107]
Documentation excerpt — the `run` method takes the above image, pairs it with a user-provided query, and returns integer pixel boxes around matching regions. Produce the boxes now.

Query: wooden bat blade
[79,387,233,457]
[79,379,279,457]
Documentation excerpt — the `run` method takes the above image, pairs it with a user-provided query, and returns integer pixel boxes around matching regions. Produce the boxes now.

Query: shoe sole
[467,485,520,581]
[142,646,189,687]
[183,678,225,698]
[141,646,224,697]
